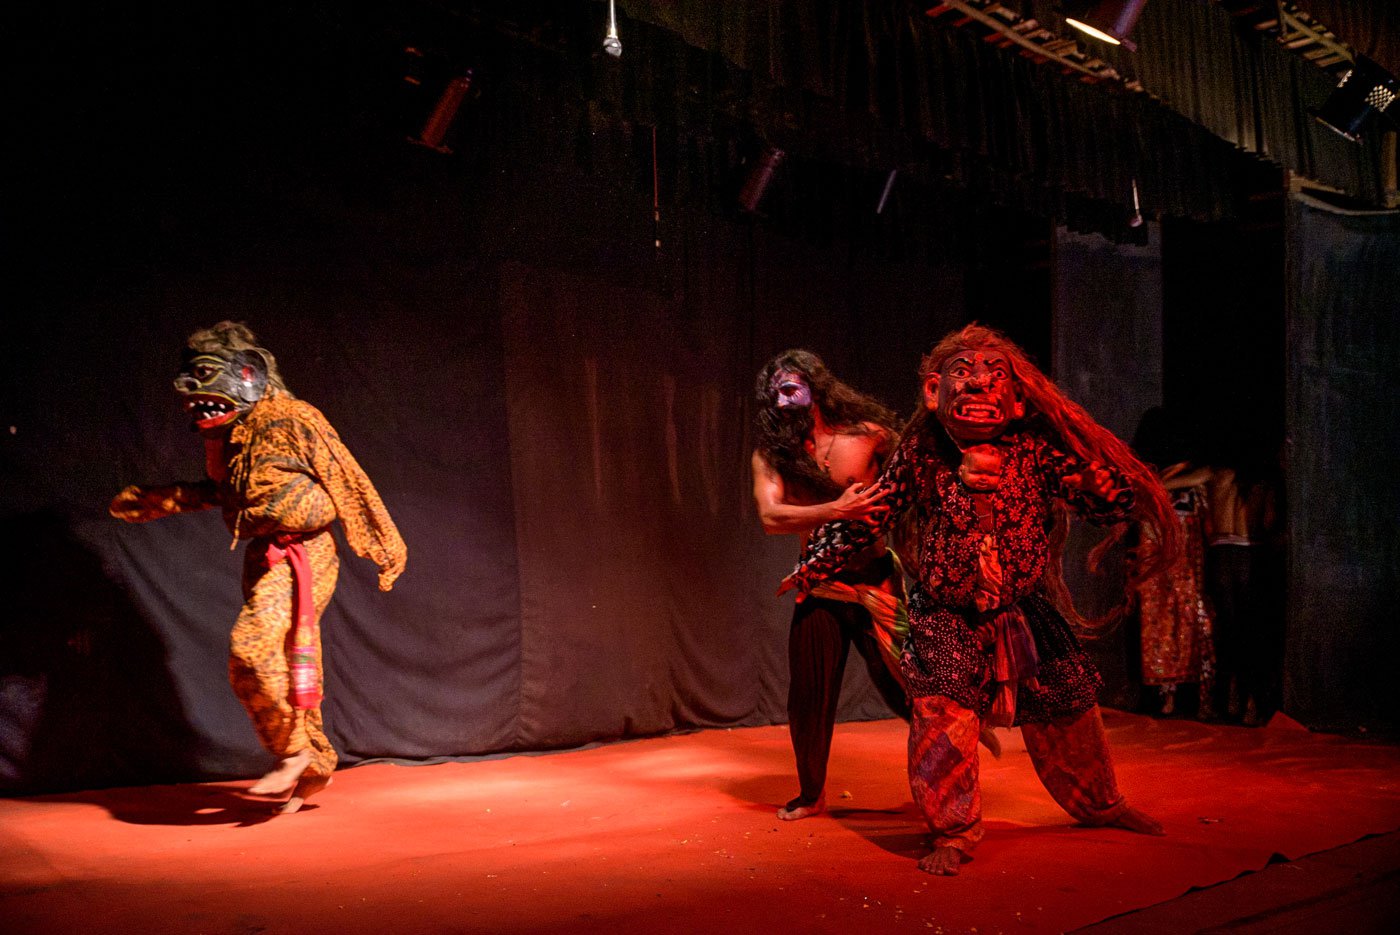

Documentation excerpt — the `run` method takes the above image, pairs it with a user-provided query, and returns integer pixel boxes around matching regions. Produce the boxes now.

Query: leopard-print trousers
[230,528,340,778]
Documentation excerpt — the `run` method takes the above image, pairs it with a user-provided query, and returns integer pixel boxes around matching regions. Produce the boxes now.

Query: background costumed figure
[1123,406,1216,718]
[110,322,406,813]
[784,324,1177,874]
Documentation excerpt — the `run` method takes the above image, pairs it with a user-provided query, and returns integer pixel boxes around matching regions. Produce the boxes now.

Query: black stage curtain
[1105,0,1387,203]
[3,1,1005,792]
[1051,226,1166,710]
[1284,194,1400,732]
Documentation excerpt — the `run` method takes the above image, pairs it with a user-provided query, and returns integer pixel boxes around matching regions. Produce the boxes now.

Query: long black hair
[753,349,898,500]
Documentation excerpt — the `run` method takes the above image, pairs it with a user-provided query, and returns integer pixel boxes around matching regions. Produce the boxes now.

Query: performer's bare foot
[277,774,331,814]
[1109,805,1164,836]
[248,749,312,795]
[978,727,1002,758]
[777,795,824,821]
[918,846,965,876]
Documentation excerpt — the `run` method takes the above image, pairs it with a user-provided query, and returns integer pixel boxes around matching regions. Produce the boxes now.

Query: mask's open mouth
[183,394,240,429]
[952,399,1003,422]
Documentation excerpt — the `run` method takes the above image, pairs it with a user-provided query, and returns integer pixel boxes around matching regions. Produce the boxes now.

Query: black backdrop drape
[1284,194,1400,732]
[3,1,1008,792]
[1052,226,1166,710]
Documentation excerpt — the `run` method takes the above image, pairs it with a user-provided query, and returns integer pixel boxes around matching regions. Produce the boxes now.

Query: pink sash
[256,534,322,710]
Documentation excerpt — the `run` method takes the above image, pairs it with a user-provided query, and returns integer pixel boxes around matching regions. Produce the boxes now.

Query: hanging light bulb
[1063,0,1149,52]
[603,0,622,58]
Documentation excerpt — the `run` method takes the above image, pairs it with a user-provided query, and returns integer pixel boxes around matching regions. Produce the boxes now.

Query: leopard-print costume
[111,388,406,780]
[232,529,341,777]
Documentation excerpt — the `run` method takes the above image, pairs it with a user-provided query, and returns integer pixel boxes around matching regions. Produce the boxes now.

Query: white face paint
[771,370,813,409]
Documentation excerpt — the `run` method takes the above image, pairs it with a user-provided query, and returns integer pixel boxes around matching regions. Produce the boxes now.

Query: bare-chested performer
[751,350,911,820]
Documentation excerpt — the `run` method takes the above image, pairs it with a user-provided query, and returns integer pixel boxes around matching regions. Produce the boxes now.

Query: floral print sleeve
[1040,439,1134,525]
[790,433,918,591]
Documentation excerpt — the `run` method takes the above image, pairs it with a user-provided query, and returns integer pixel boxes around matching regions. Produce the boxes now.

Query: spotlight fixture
[410,71,474,153]
[603,0,622,58]
[1314,56,1399,143]
[738,146,785,214]
[1063,0,1149,52]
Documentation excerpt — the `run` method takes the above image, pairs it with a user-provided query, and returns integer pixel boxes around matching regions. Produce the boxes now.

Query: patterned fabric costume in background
[111,322,406,814]
[751,350,911,821]
[784,324,1176,875]
[1117,407,1215,718]
[1134,478,1215,716]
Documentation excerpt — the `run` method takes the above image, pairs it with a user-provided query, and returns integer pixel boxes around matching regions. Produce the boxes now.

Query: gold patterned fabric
[231,530,341,778]
[112,389,406,776]
[225,391,406,590]
[1135,485,1214,688]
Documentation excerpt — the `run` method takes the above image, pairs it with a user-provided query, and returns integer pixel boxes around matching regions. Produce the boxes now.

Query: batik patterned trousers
[229,528,340,779]
[908,695,1128,853]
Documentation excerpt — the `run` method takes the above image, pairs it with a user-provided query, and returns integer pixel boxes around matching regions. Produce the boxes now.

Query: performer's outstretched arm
[751,450,891,535]
[1042,440,1135,525]
[109,480,220,523]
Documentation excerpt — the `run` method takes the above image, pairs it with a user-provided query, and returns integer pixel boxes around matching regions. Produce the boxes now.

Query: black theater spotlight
[409,70,474,153]
[1314,56,1399,143]
[1063,0,1149,52]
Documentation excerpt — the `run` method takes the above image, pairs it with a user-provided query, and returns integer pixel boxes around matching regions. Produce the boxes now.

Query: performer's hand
[110,483,215,523]
[377,561,405,592]
[1063,463,1119,500]
[776,572,808,602]
[831,481,890,523]
[108,485,170,523]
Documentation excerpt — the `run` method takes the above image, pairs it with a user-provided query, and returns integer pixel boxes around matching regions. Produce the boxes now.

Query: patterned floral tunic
[793,426,1134,723]
[1136,484,1215,687]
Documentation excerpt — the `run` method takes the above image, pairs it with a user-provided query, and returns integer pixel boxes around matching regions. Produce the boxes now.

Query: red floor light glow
[2,711,1398,934]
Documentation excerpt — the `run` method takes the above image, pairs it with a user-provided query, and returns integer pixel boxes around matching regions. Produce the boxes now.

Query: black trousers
[787,560,911,806]
[1206,543,1281,712]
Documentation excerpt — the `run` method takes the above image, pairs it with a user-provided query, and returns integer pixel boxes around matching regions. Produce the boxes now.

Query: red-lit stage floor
[3,711,1399,934]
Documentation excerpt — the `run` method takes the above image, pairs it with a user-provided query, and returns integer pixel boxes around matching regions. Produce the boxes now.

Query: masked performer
[751,350,911,821]
[110,322,406,814]
[783,325,1176,873]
